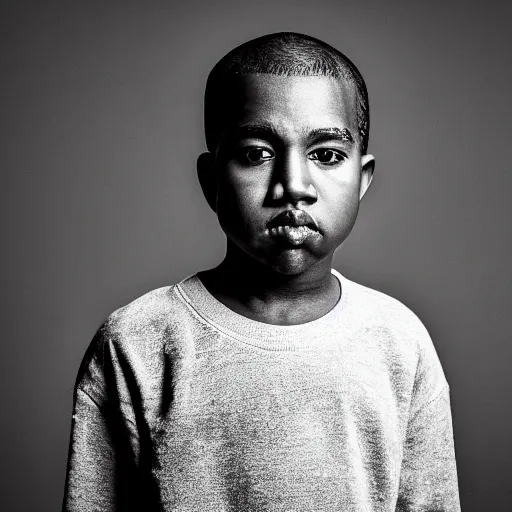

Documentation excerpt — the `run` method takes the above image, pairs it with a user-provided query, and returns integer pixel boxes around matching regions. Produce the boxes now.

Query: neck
[198,244,340,325]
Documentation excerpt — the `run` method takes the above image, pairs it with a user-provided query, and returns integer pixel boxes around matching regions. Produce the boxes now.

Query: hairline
[207,72,365,151]
[204,33,369,154]
[212,72,361,154]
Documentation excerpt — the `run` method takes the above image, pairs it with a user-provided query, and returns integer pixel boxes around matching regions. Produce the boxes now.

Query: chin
[266,249,316,276]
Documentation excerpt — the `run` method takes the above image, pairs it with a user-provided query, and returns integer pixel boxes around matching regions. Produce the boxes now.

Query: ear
[359,153,375,201]
[197,152,217,212]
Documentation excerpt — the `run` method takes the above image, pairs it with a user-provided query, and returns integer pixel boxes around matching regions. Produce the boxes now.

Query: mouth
[265,209,321,246]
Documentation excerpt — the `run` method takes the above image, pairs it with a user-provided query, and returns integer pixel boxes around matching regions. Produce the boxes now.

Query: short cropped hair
[204,32,370,154]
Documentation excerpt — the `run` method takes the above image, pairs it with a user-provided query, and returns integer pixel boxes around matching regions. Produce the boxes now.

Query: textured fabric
[63,270,460,511]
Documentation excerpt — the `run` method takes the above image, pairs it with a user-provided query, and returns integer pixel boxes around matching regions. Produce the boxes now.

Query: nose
[271,149,317,205]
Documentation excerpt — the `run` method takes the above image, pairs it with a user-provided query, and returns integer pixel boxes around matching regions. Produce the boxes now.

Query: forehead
[227,74,357,136]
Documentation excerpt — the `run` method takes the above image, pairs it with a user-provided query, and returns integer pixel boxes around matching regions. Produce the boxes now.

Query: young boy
[63,33,460,511]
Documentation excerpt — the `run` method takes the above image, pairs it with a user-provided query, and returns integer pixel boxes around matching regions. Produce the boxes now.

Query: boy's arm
[396,384,461,511]
[62,324,142,512]
[62,387,118,511]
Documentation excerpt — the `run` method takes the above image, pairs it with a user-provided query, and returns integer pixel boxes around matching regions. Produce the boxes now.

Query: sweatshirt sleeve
[396,383,461,510]
[62,387,118,511]
[62,323,144,512]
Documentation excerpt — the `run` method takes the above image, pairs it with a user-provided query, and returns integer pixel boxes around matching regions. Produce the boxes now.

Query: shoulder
[342,274,431,343]
[106,285,179,336]
[75,279,201,396]
[81,279,199,365]
[340,273,448,394]
[101,279,204,343]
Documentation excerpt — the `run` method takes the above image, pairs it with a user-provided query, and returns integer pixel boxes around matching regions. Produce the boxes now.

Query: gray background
[2,0,511,510]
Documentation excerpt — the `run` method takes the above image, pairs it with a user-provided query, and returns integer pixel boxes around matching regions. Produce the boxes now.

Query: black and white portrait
[2,1,511,511]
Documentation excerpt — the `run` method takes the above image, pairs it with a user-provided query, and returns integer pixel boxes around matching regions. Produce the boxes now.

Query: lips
[267,209,319,232]
[265,209,321,246]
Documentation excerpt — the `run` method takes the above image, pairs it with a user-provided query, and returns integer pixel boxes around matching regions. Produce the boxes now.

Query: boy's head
[198,32,375,276]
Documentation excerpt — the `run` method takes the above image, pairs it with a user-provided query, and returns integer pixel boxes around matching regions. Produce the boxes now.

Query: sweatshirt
[63,269,460,511]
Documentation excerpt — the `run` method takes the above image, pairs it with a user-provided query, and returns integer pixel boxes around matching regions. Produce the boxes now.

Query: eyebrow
[229,124,354,146]
[306,127,354,146]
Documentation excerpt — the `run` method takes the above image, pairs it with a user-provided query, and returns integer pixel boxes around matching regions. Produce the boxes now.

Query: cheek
[319,175,362,232]
[215,170,264,234]
[329,195,360,229]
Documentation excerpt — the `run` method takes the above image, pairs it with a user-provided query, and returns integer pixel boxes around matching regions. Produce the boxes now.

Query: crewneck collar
[176,269,350,351]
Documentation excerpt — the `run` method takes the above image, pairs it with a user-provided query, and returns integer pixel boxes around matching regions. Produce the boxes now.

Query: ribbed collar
[176,269,350,351]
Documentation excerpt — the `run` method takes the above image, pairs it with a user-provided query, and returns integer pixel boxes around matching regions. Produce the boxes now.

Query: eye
[242,147,275,165]
[308,148,346,166]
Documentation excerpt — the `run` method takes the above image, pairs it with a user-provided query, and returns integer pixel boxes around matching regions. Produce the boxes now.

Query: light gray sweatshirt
[63,270,460,511]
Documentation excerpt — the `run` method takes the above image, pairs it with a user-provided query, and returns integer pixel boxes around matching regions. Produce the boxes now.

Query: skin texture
[197,75,375,325]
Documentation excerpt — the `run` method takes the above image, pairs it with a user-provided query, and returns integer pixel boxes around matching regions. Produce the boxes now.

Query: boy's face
[198,74,375,275]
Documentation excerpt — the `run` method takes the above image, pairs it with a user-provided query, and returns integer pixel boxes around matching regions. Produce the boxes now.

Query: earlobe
[359,154,375,201]
[197,152,217,212]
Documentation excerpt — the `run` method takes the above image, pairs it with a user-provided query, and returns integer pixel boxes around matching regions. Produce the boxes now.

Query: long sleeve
[396,384,461,511]
[62,325,147,512]
[63,388,118,511]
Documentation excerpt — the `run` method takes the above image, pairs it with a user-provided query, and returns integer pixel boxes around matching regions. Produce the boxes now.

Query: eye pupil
[320,150,331,161]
